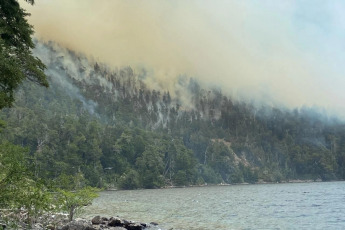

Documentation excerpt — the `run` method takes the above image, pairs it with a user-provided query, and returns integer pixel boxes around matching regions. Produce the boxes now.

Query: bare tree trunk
[69,206,75,221]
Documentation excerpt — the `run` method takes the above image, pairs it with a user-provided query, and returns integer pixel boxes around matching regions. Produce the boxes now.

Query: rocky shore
[0,214,163,230]
[57,216,161,230]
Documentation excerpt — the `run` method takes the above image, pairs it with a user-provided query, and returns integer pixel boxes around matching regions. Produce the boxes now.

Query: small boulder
[122,219,131,227]
[92,216,102,225]
[61,220,96,230]
[108,217,122,227]
[126,223,143,230]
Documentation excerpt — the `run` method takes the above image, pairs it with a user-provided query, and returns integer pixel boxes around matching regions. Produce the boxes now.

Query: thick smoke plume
[21,0,345,117]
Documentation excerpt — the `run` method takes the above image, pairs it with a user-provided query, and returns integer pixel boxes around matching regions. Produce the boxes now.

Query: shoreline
[104,179,344,192]
[3,180,342,229]
[0,213,163,230]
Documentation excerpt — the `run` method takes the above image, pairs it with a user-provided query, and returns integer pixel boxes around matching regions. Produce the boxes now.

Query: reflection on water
[82,182,345,230]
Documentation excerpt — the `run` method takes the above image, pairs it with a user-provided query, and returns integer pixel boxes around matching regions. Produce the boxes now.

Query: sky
[21,0,345,117]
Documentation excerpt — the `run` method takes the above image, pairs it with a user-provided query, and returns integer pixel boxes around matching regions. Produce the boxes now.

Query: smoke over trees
[1,42,344,189]
[22,1,345,117]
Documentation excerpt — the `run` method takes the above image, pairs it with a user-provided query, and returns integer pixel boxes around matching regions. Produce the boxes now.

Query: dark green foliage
[1,42,345,191]
[198,164,222,184]
[136,145,165,188]
[0,3,101,227]
[173,170,188,186]
[118,169,140,189]
[0,0,48,109]
[0,142,30,207]
[0,142,53,226]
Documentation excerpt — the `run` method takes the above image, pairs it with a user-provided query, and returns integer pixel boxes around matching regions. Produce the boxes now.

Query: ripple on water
[82,182,345,230]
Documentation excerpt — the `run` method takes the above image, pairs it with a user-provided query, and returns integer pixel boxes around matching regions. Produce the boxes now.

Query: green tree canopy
[0,142,53,227]
[0,0,48,109]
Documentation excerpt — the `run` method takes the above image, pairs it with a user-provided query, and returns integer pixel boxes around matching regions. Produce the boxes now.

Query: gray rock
[122,219,131,227]
[126,223,143,230]
[61,220,96,230]
[101,217,109,222]
[108,217,122,227]
[92,216,102,225]
[85,226,96,230]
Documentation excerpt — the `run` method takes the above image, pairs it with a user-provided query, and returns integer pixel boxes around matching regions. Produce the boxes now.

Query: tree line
[1,45,344,189]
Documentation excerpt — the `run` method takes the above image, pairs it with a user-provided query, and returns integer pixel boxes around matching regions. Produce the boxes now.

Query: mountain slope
[1,41,344,188]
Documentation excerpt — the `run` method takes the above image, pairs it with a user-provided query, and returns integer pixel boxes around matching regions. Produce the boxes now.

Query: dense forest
[1,41,345,190]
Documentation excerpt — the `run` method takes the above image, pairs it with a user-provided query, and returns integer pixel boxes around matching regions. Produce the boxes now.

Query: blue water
[83,181,345,229]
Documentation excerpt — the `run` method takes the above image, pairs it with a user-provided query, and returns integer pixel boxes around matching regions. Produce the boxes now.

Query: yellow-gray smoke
[21,0,345,115]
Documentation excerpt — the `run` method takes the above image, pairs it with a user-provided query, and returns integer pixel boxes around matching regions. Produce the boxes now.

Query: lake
[82,181,345,230]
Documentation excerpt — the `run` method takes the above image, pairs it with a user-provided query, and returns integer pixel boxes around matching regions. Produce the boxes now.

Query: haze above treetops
[21,0,345,118]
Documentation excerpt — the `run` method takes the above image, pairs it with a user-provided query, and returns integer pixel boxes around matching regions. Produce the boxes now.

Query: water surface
[82,181,345,229]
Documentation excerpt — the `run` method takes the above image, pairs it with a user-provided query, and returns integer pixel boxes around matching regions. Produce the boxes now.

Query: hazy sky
[21,0,345,116]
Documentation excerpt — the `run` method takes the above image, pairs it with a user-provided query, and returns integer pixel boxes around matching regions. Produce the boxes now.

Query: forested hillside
[1,41,345,189]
